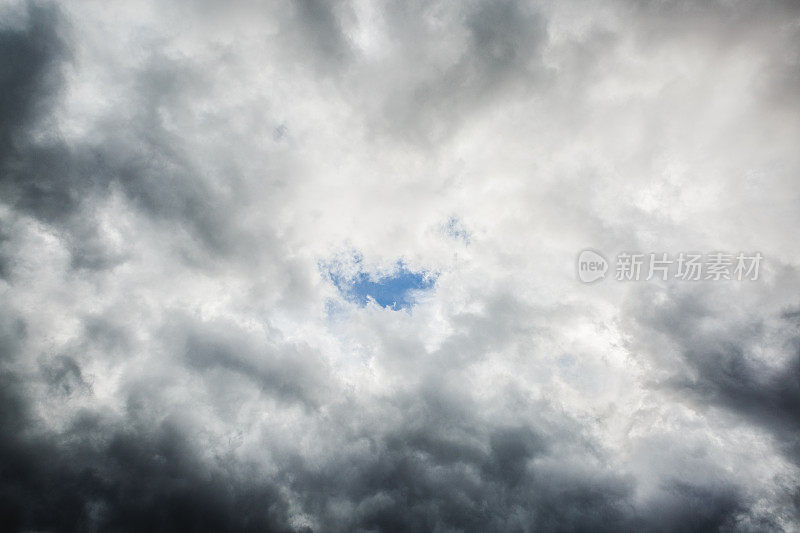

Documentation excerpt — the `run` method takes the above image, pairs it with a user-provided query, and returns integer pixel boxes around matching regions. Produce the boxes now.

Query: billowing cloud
[1,0,799,531]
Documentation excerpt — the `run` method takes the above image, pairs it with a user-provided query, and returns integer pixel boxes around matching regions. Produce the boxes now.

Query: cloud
[624,281,800,461]
[0,0,799,531]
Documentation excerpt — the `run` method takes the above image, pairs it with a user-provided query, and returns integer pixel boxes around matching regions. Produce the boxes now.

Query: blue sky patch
[444,216,470,244]
[328,262,436,310]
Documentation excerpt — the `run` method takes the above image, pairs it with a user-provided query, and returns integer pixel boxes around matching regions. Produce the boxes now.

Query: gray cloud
[1,0,799,531]
[625,282,800,462]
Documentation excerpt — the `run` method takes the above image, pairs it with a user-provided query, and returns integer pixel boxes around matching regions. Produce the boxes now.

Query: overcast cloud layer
[1,0,800,531]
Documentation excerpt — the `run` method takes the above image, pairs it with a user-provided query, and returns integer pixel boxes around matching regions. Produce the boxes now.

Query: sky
[0,0,799,531]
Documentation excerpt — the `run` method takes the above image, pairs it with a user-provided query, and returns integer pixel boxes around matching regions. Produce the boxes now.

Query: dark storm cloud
[675,344,800,456]
[626,284,800,461]
[0,5,300,527]
[0,222,12,280]
[642,481,746,533]
[0,298,757,532]
[0,307,296,532]
[0,1,257,267]
[0,391,296,532]
[282,385,751,532]
[0,1,63,163]
[0,1,76,221]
